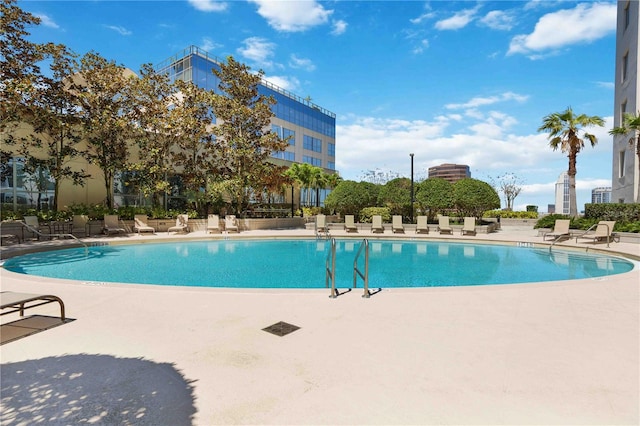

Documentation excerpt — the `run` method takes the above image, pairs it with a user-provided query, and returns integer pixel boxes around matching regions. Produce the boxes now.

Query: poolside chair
[316,214,329,238]
[416,216,429,234]
[72,214,89,237]
[437,216,453,234]
[168,214,189,234]
[543,219,570,242]
[225,215,239,233]
[133,215,155,234]
[392,215,405,233]
[22,216,48,240]
[207,214,221,233]
[344,215,358,233]
[103,215,126,235]
[461,217,476,236]
[576,221,617,247]
[371,215,384,233]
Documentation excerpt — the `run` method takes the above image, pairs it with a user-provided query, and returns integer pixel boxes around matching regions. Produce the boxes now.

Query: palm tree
[609,112,640,202]
[538,107,604,217]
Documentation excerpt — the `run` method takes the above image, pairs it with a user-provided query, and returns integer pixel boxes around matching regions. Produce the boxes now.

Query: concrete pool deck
[1,225,638,425]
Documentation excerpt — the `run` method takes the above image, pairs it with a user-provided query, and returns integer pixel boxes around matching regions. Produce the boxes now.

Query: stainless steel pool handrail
[353,238,370,298]
[20,221,88,251]
[325,238,338,298]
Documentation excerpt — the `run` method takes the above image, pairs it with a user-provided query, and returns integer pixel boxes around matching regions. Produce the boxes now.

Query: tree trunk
[568,148,578,217]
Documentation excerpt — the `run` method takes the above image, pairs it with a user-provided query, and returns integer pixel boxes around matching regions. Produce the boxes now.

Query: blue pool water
[2,239,634,288]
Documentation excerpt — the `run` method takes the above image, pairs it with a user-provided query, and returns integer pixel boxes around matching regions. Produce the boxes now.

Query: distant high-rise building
[428,163,470,183]
[592,187,612,204]
[555,171,570,215]
[611,0,639,203]
[547,204,556,214]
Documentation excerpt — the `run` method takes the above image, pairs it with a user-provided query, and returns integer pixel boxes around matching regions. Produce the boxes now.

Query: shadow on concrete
[1,354,197,425]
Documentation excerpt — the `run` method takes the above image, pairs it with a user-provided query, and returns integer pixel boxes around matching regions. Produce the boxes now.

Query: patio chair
[168,214,189,234]
[371,215,384,233]
[461,217,476,236]
[437,216,453,234]
[207,214,221,233]
[72,214,89,237]
[133,215,155,234]
[392,215,405,233]
[103,215,126,235]
[416,216,429,234]
[344,215,358,233]
[543,219,570,242]
[576,221,617,247]
[315,214,329,238]
[225,215,239,233]
[23,216,48,240]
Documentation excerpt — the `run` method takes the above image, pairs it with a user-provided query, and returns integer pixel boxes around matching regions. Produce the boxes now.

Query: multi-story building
[427,163,470,183]
[156,46,337,206]
[555,171,570,215]
[592,187,612,204]
[611,0,639,203]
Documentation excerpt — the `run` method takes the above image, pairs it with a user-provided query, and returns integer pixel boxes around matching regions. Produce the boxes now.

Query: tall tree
[610,112,640,202]
[453,178,500,219]
[415,178,454,221]
[74,51,136,209]
[127,63,178,207]
[538,107,604,217]
[490,173,523,211]
[211,56,287,215]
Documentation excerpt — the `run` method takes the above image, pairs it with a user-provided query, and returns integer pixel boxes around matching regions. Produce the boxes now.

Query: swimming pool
[2,239,634,289]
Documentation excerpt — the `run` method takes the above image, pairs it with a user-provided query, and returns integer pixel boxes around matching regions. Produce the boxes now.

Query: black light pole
[291,185,295,217]
[410,153,414,223]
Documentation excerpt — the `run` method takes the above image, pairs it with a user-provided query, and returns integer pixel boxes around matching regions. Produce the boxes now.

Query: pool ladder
[326,238,378,298]
[18,221,88,252]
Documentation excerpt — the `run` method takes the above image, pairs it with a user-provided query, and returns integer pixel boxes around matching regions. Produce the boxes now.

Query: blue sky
[22,0,619,211]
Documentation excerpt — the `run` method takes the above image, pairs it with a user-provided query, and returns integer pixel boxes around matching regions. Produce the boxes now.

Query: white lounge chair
[133,215,155,234]
[416,216,429,234]
[225,215,239,233]
[72,214,89,237]
[168,214,189,234]
[437,216,453,234]
[23,215,48,240]
[207,214,221,233]
[543,219,570,242]
[371,215,384,233]
[576,221,617,247]
[344,215,358,233]
[315,214,329,238]
[392,215,404,233]
[103,215,126,235]
[461,217,476,236]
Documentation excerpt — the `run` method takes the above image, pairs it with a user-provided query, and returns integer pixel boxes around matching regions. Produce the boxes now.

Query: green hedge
[359,207,391,223]
[584,203,640,221]
[483,210,538,219]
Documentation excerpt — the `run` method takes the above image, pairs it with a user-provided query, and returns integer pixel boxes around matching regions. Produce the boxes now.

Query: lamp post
[410,153,414,223]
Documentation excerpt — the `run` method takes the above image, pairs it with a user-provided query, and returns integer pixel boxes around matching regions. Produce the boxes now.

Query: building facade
[591,187,612,204]
[611,0,639,203]
[555,171,570,215]
[427,163,470,183]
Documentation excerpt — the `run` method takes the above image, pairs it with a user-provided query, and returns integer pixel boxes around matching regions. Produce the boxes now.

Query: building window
[327,161,335,170]
[622,52,628,82]
[271,151,295,161]
[328,143,335,157]
[303,135,322,153]
[621,100,627,126]
[303,155,322,167]
[619,150,626,178]
[283,128,295,146]
[624,1,630,30]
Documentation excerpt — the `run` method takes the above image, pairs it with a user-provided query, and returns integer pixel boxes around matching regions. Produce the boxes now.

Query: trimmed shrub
[359,207,391,223]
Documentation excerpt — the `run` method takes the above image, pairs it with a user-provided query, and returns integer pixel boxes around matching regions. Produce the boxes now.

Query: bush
[484,210,538,219]
[359,207,391,223]
[584,203,640,221]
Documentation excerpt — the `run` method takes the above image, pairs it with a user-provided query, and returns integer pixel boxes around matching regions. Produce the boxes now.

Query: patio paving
[1,225,638,425]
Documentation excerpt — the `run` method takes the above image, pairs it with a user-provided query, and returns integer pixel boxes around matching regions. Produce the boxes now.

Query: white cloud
[508,3,616,56]
[35,14,59,29]
[434,6,480,30]
[445,92,529,110]
[412,39,430,55]
[237,37,277,69]
[289,55,316,72]
[187,0,227,13]
[596,81,615,90]
[479,10,515,31]
[331,19,348,35]
[200,37,222,52]
[263,75,301,93]
[248,0,332,32]
[104,25,132,36]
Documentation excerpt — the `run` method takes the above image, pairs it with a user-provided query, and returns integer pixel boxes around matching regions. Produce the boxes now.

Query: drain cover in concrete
[262,321,300,337]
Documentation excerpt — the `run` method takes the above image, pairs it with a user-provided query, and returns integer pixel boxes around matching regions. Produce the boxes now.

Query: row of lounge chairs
[319,215,478,235]
[543,219,618,245]
[15,214,241,239]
